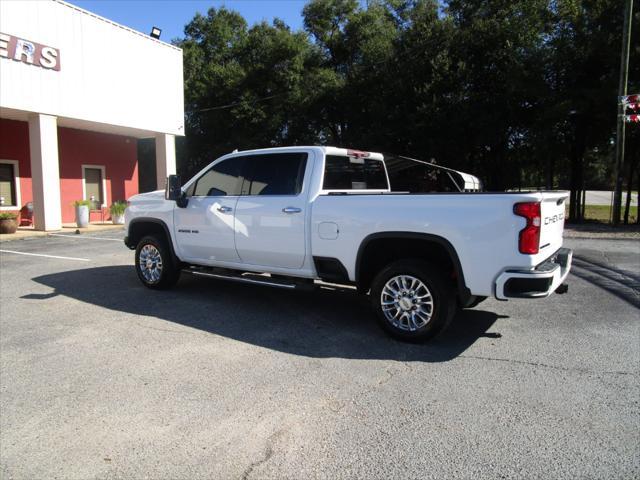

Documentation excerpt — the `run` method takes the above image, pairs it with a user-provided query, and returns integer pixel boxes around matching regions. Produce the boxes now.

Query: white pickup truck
[124,146,572,341]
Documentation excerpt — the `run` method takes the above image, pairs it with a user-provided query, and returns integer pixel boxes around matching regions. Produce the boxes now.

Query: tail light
[514,202,541,254]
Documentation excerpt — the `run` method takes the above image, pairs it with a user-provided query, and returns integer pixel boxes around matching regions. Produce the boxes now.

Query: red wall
[0,119,32,223]
[0,118,139,224]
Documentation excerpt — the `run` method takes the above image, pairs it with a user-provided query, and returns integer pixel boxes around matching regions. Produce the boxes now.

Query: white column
[155,133,176,190]
[28,114,61,231]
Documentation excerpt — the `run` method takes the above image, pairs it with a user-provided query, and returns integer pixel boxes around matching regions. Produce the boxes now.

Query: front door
[174,156,246,264]
[234,152,310,269]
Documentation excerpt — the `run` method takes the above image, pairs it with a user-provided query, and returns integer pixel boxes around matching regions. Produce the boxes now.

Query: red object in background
[625,114,639,123]
[19,202,33,226]
[0,118,139,223]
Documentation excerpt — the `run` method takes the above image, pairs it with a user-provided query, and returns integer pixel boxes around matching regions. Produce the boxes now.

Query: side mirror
[165,175,182,201]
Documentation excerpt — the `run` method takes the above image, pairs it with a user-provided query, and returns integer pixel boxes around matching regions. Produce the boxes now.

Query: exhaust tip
[555,283,569,295]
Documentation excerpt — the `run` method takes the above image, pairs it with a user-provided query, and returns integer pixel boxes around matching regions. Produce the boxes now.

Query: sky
[68,0,309,44]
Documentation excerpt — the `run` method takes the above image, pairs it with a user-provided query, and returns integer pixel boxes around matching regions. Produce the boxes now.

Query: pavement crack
[378,362,412,386]
[459,354,637,377]
[240,428,286,480]
[132,321,203,336]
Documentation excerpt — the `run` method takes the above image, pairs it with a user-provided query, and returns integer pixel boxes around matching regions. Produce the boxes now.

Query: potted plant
[110,201,127,225]
[74,200,92,228]
[0,212,18,234]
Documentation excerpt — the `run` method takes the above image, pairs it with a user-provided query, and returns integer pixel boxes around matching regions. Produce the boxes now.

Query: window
[0,160,20,209]
[190,157,246,197]
[82,165,106,208]
[243,153,307,196]
[323,155,388,190]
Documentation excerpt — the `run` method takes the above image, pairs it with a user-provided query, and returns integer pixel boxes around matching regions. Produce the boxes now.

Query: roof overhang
[1,107,165,139]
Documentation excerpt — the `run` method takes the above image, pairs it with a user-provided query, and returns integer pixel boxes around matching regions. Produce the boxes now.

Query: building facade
[0,0,184,229]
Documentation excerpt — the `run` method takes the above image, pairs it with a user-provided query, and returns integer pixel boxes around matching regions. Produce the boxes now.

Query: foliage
[0,212,18,220]
[109,201,127,216]
[174,0,639,221]
[73,200,93,208]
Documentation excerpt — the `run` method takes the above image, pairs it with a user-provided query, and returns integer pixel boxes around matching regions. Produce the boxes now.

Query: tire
[370,259,457,342]
[134,235,181,289]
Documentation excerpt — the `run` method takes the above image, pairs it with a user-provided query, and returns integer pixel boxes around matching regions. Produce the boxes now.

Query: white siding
[0,0,184,136]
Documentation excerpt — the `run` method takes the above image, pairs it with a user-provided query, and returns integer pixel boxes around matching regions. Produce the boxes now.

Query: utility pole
[613,0,634,224]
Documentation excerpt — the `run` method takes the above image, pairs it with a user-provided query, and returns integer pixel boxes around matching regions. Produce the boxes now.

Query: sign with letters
[0,32,60,71]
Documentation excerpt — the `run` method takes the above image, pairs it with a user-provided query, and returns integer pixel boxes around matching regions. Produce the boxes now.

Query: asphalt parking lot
[0,230,638,479]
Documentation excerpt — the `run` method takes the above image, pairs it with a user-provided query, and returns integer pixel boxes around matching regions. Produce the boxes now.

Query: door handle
[282,207,302,214]
[217,206,233,213]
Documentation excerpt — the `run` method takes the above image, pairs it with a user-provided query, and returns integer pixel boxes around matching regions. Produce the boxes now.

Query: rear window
[323,155,388,190]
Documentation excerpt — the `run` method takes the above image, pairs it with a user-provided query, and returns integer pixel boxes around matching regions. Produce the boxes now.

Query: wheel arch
[126,217,180,264]
[355,232,471,303]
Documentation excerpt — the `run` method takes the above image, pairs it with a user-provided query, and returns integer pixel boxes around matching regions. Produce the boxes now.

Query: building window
[82,165,106,208]
[0,160,21,209]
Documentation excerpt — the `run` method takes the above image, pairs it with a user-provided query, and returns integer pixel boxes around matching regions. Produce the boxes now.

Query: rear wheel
[135,235,180,289]
[370,259,456,342]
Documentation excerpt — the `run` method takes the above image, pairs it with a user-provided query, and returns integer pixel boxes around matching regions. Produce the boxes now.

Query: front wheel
[370,260,457,342]
[135,235,181,289]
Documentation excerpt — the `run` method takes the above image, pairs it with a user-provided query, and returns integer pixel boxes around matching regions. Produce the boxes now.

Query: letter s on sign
[40,47,58,69]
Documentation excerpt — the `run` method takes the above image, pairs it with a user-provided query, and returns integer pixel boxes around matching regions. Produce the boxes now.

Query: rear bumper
[495,248,572,300]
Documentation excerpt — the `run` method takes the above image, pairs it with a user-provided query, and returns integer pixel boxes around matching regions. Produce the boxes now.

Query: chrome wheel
[380,275,434,331]
[138,244,163,284]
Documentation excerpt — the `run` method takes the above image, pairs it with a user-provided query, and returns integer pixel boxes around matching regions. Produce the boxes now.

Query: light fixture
[150,27,161,39]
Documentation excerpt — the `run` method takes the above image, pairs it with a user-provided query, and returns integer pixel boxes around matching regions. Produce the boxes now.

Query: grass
[565,204,638,223]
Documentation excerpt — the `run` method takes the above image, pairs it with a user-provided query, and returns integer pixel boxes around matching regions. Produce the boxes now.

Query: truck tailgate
[539,192,568,255]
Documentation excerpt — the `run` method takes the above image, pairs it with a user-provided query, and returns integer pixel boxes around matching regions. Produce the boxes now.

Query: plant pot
[0,217,18,234]
[75,205,89,228]
[111,213,125,225]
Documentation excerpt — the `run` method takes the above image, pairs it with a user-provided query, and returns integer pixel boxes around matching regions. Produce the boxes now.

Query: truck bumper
[495,248,573,300]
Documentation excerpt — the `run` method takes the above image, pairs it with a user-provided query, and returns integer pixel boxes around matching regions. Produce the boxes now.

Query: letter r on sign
[14,39,35,63]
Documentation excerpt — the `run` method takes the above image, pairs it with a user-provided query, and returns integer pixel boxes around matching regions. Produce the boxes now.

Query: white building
[0,0,184,229]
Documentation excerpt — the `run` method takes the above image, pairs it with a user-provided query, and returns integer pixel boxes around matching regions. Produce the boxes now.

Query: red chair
[19,202,33,226]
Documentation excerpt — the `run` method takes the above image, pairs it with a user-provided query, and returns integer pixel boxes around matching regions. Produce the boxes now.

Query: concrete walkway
[0,223,124,243]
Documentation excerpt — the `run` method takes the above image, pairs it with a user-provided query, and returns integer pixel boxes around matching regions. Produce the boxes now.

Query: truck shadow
[26,265,505,362]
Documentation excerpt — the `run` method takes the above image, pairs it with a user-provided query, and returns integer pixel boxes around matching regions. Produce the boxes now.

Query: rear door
[234,152,310,269]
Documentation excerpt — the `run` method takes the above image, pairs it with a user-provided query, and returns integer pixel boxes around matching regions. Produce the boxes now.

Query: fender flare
[126,217,180,264]
[355,231,471,301]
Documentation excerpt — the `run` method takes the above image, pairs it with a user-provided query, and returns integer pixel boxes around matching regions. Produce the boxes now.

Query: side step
[182,267,312,291]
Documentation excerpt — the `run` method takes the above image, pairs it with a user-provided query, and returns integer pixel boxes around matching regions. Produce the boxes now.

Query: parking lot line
[48,233,122,242]
[0,249,90,262]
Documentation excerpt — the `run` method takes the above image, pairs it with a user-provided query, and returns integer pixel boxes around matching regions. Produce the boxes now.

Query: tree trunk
[569,150,583,221]
[624,158,637,224]
[569,114,587,222]
[546,157,555,190]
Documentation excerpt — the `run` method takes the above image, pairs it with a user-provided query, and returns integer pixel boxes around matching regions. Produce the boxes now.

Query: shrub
[73,200,93,207]
[0,212,18,220]
[110,201,127,216]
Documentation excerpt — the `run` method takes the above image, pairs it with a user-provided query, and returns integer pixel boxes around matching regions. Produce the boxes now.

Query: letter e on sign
[0,33,9,58]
